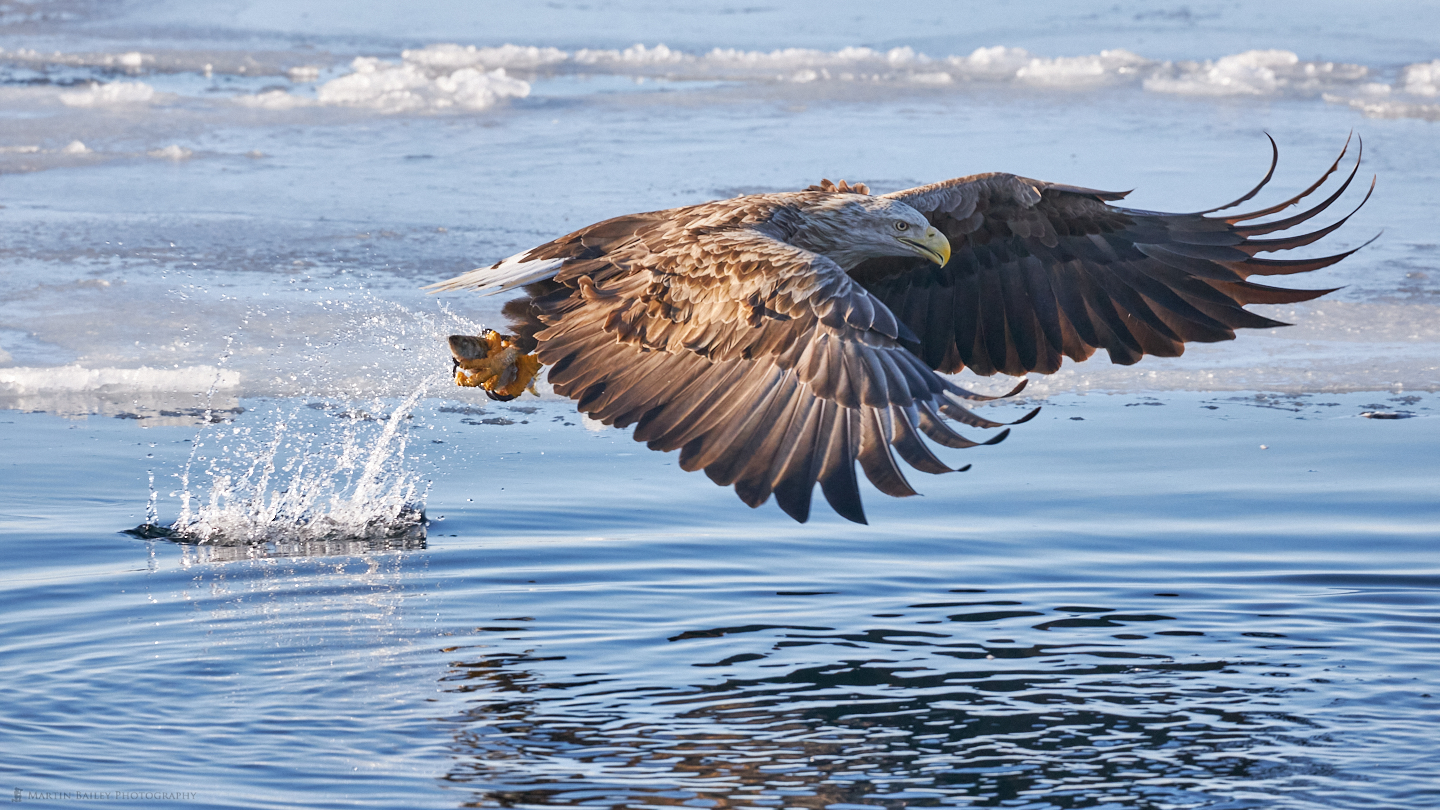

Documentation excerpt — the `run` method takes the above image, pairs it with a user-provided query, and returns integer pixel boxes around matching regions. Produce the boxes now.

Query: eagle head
[790,194,951,270]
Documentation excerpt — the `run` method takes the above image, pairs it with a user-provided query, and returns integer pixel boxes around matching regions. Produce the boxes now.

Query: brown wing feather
[855,140,1370,376]
[530,227,1016,524]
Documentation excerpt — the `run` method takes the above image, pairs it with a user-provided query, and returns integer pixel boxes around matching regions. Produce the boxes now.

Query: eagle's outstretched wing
[433,140,1369,523]
[847,137,1373,376]
[529,228,1030,524]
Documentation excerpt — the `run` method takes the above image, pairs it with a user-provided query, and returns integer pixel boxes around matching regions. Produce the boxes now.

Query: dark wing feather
[853,140,1370,376]
[531,225,1016,524]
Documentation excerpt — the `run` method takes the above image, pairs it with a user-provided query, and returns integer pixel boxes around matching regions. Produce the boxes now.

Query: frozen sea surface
[1,1,1438,808]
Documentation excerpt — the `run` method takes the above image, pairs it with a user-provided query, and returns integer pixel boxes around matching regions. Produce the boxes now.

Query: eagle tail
[425,253,564,295]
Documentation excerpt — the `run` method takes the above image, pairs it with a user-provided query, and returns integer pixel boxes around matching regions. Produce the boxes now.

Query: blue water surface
[2,393,1437,809]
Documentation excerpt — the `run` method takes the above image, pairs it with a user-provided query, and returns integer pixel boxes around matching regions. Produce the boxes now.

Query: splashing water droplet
[144,470,159,527]
[133,385,431,548]
[124,293,486,551]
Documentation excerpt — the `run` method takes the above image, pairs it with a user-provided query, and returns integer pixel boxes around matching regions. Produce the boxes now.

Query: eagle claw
[447,330,542,401]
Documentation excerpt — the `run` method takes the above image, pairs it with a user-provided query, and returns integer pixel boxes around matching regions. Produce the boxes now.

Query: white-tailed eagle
[430,137,1371,524]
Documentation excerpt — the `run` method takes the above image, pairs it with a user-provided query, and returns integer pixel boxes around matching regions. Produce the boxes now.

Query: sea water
[1,2,1437,808]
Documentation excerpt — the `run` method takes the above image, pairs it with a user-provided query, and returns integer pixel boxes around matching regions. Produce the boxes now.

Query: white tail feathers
[425,254,564,295]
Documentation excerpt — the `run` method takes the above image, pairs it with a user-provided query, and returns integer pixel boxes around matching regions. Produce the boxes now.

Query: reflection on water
[166,531,428,564]
[438,589,1434,809]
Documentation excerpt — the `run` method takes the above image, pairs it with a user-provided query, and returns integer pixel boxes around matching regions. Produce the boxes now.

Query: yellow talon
[447,330,542,401]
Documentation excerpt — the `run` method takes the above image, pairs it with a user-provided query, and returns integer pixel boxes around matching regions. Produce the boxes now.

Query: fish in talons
[447,330,542,401]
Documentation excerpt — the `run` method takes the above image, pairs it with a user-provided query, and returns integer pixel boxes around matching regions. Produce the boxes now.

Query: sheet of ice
[1320,58,1440,121]
[0,40,1412,122]
[53,44,1380,98]
[0,363,238,394]
[0,47,152,72]
[0,0,1437,419]
[57,80,155,106]
[312,57,529,113]
[1401,58,1440,95]
[42,0,1439,66]
[403,43,568,71]
[1142,49,1368,96]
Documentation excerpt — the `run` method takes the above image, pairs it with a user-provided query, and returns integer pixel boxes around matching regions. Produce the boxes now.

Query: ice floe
[1015,49,1149,87]
[402,43,567,71]
[1322,58,1440,121]
[0,364,242,418]
[574,43,691,66]
[0,47,151,71]
[0,364,239,394]
[250,42,1387,106]
[564,43,1158,88]
[285,65,322,82]
[7,41,1434,119]
[1323,94,1440,122]
[316,58,529,112]
[58,81,156,106]
[146,144,192,160]
[1401,59,1440,96]
[234,53,532,113]
[1144,50,1370,96]
[232,89,312,110]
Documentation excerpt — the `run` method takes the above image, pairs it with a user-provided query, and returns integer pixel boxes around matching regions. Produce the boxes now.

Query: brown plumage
[429,137,1371,524]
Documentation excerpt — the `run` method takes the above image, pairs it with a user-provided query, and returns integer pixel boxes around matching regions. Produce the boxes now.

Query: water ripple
[439,586,1440,809]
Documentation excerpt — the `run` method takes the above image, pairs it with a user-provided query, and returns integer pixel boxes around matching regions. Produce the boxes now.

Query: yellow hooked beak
[901,227,951,267]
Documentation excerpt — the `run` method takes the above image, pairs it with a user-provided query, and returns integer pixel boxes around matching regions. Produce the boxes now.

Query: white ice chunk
[60,140,90,154]
[1017,49,1149,87]
[1323,93,1440,121]
[946,46,1033,80]
[286,65,322,82]
[574,43,690,65]
[402,43,567,70]
[58,81,155,106]
[1319,58,1440,119]
[884,47,922,66]
[1144,50,1289,95]
[707,46,826,68]
[1401,59,1440,96]
[315,56,529,113]
[909,71,953,85]
[147,144,193,160]
[1144,50,1367,97]
[0,364,239,394]
[3,47,149,70]
[233,89,314,109]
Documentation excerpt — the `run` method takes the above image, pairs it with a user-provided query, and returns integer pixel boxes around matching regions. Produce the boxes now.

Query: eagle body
[431,140,1371,524]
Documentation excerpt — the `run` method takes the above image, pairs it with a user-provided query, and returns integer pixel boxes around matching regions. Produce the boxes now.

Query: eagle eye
[894,221,910,232]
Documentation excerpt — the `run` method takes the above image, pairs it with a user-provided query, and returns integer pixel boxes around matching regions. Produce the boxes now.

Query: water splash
[117,288,500,549]
[131,385,432,547]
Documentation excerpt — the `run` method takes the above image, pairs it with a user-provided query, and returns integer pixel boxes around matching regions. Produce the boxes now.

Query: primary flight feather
[429,137,1372,524]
